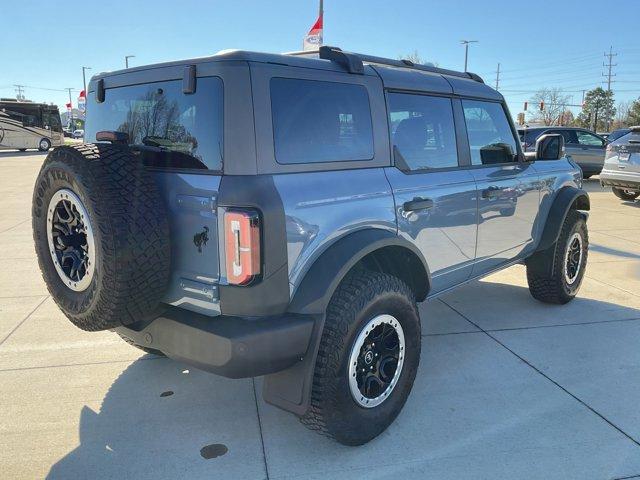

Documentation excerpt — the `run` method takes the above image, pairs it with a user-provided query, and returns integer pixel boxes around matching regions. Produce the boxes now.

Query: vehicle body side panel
[528,158,584,248]
[470,162,541,274]
[274,169,398,296]
[385,167,477,294]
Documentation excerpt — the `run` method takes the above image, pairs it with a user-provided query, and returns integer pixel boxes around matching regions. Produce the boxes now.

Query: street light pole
[460,40,478,72]
[81,66,91,94]
[66,88,74,129]
[125,55,135,68]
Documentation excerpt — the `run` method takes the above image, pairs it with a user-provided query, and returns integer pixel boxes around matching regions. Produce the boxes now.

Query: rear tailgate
[156,172,222,315]
[85,74,225,316]
[607,132,640,174]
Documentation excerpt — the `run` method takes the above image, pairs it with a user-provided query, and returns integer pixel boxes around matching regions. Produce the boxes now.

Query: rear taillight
[224,210,261,285]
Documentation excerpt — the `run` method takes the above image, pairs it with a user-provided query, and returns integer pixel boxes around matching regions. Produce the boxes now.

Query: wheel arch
[536,186,590,253]
[527,186,589,277]
[288,228,431,315]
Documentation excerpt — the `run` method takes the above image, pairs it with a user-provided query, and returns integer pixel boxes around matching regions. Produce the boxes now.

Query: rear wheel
[38,138,51,152]
[612,187,639,201]
[527,210,588,304]
[300,269,421,445]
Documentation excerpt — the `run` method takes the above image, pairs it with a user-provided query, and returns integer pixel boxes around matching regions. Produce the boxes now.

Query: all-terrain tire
[32,144,171,331]
[526,210,588,304]
[612,187,639,201]
[300,269,421,446]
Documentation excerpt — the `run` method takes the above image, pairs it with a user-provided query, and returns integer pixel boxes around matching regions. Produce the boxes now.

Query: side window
[462,100,518,165]
[388,93,458,171]
[577,131,604,146]
[270,78,374,164]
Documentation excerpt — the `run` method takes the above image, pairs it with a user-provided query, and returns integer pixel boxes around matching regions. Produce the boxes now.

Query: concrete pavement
[1,151,640,479]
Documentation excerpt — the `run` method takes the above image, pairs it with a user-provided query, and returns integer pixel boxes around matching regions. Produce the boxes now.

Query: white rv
[0,100,64,152]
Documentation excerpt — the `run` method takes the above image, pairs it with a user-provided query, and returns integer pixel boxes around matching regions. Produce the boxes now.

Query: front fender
[537,186,590,252]
[527,186,589,277]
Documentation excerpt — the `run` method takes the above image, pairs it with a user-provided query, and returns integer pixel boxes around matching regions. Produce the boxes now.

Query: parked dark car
[607,128,632,143]
[518,126,607,178]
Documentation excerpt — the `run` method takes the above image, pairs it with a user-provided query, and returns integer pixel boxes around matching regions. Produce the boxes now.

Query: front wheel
[612,187,639,201]
[38,138,51,152]
[527,210,588,304]
[300,269,421,445]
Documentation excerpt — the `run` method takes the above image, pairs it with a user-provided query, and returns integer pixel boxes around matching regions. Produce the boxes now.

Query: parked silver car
[519,126,607,178]
[600,126,640,201]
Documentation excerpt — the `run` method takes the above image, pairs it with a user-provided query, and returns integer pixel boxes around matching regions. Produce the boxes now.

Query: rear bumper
[115,307,315,379]
[600,169,640,190]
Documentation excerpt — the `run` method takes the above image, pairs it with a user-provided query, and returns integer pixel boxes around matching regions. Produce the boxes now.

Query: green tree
[576,87,616,131]
[628,98,640,126]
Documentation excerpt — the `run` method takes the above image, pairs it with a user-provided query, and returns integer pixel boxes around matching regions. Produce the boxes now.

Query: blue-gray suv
[32,47,590,445]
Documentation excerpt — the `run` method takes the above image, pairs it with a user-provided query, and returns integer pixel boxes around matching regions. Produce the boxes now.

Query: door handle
[403,197,434,212]
[482,186,501,199]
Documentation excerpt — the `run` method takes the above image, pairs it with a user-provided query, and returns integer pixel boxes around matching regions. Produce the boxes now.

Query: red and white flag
[303,1,323,51]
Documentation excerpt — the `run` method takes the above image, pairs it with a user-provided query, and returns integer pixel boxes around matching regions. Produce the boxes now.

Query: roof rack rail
[286,46,484,83]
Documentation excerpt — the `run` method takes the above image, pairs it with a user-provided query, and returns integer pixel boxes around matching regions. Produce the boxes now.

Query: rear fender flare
[264,228,431,416]
[288,228,431,315]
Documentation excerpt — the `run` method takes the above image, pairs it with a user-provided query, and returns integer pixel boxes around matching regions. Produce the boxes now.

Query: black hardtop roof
[90,46,502,100]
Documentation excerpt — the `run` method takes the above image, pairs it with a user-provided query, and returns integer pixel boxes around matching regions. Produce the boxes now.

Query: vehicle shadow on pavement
[0,150,47,158]
[45,283,640,480]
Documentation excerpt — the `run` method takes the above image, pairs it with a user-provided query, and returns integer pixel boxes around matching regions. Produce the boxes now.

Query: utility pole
[82,66,91,94]
[125,55,135,68]
[460,40,478,72]
[603,46,617,92]
[13,85,25,101]
[602,46,617,130]
[494,62,501,90]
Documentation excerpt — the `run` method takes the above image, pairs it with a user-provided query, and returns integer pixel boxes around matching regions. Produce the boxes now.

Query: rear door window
[86,77,223,171]
[387,93,458,170]
[462,100,518,165]
[270,78,374,164]
[577,131,604,146]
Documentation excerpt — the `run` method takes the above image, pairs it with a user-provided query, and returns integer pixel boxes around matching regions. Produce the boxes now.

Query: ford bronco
[32,47,590,445]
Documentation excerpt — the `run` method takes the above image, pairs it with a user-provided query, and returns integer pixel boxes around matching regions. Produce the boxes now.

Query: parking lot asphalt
[1,151,639,480]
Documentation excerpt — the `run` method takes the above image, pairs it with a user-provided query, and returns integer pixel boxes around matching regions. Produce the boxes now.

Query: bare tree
[527,88,571,126]
[398,51,438,67]
[399,50,424,64]
[613,101,631,129]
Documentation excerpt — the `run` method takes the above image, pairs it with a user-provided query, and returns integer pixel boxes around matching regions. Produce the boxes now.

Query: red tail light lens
[224,210,261,285]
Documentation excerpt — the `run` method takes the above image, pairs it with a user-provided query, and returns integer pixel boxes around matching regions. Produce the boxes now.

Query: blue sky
[2,0,639,118]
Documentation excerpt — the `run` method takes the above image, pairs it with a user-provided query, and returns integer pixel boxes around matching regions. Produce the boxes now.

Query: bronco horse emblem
[193,226,209,253]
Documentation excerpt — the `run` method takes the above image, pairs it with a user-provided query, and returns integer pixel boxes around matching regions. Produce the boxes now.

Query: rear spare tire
[32,144,171,331]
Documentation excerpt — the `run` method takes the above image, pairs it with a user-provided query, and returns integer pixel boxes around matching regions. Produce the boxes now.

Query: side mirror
[535,133,565,160]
